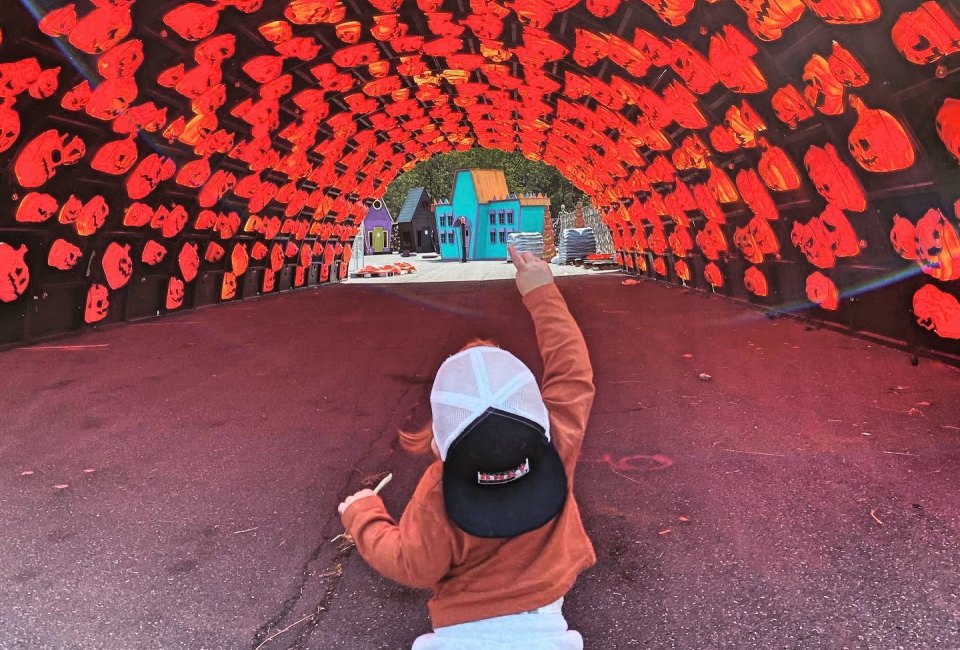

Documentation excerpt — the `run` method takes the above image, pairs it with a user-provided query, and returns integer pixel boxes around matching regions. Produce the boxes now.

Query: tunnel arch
[0,0,958,355]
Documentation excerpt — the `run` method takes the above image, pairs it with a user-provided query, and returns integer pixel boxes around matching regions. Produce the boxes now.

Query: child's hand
[508,245,554,296]
[338,489,377,515]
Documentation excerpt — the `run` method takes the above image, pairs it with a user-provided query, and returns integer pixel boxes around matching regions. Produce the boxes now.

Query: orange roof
[468,169,510,204]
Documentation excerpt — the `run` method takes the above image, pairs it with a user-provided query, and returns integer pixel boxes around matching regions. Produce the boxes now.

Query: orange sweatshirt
[341,282,596,628]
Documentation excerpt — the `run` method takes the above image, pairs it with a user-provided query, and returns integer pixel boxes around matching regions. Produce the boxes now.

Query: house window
[507,211,514,225]
[489,212,496,225]
[490,231,496,243]
[440,232,446,244]
[498,231,506,243]
[499,212,505,225]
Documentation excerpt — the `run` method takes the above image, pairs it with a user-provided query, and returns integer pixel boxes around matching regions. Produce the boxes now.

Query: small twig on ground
[254,614,316,650]
[232,526,259,535]
[882,450,920,457]
[720,448,785,458]
[870,509,884,525]
[870,405,924,416]
[607,467,642,484]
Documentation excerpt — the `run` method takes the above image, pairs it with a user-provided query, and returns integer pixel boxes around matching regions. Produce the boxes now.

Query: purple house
[363,199,394,254]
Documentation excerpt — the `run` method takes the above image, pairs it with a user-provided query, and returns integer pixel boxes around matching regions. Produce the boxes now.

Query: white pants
[411,598,583,649]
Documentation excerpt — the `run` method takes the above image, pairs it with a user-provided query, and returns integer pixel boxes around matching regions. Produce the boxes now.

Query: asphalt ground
[1,273,958,649]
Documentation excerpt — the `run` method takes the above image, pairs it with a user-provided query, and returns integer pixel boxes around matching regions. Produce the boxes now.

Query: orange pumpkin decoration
[709,25,767,94]
[744,266,769,296]
[16,193,58,223]
[736,169,779,220]
[758,139,801,191]
[141,241,167,266]
[771,84,814,129]
[231,244,249,276]
[674,259,692,282]
[222,272,238,300]
[936,98,960,163]
[48,239,83,271]
[14,129,85,188]
[803,143,867,212]
[0,242,30,302]
[892,1,960,65]
[166,277,185,310]
[91,136,139,176]
[806,271,840,310]
[696,220,729,260]
[890,214,918,260]
[803,0,880,24]
[101,242,133,290]
[914,208,960,281]
[734,0,805,41]
[704,262,724,288]
[85,283,109,323]
[653,256,667,276]
[913,284,960,338]
[179,243,200,283]
[847,96,914,172]
[0,100,20,153]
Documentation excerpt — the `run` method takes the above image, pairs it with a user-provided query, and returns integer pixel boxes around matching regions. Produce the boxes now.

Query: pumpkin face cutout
[84,283,110,323]
[231,244,249,276]
[101,242,133,290]
[806,271,840,310]
[221,272,238,300]
[69,5,133,54]
[704,262,724,288]
[914,208,960,281]
[791,218,837,268]
[76,196,110,237]
[890,214,918,260]
[166,277,185,310]
[0,242,30,302]
[744,266,769,296]
[736,169,779,220]
[734,0,805,41]
[936,98,960,163]
[734,224,765,264]
[709,25,767,94]
[178,243,200,283]
[0,100,20,153]
[803,0,880,25]
[803,143,867,212]
[771,84,814,128]
[892,1,960,65]
[91,137,139,175]
[696,220,729,260]
[141,241,167,266]
[913,284,960,339]
[127,154,176,200]
[847,96,914,172]
[14,129,86,187]
[16,193,58,223]
[48,239,83,271]
[758,139,801,191]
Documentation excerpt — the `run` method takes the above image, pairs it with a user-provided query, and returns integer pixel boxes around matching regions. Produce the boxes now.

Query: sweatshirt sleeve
[521,283,595,463]
[340,484,454,590]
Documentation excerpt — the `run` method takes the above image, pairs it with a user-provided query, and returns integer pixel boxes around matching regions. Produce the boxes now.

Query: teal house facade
[433,169,550,261]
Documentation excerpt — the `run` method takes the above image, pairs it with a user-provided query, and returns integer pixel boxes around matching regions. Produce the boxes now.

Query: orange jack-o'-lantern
[696,220,729,260]
[819,204,861,257]
[204,242,225,263]
[573,29,609,67]
[179,243,200,283]
[892,1,960,65]
[914,208,960,281]
[69,4,132,54]
[85,283,109,323]
[58,195,82,225]
[707,163,739,203]
[847,96,914,172]
[758,139,801,191]
[199,170,236,208]
[803,0,880,24]
[97,39,144,79]
[221,272,237,300]
[704,261,724,287]
[166,277,185,310]
[14,129,85,188]
[16,192,58,223]
[0,57,40,98]
[76,196,109,237]
[669,227,694,257]
[662,81,707,130]
[709,25,767,94]
[231,243,249,276]
[803,143,867,211]
[744,266,768,296]
[39,5,77,37]
[802,55,845,116]
[262,267,276,292]
[0,100,20,153]
[48,239,83,271]
[102,242,133,290]
[123,203,153,228]
[736,169,779,220]
[890,214,918,260]
[141,241,167,266]
[748,215,781,255]
[913,284,960,338]
[176,157,212,188]
[936,98,960,163]
[127,154,176,200]
[674,259,692,281]
[771,84,814,129]
[85,76,138,121]
[806,271,840,310]
[162,3,221,41]
[91,136,138,175]
[734,0,805,41]
[652,256,667,276]
[0,242,29,302]
[734,223,765,263]
[669,40,718,95]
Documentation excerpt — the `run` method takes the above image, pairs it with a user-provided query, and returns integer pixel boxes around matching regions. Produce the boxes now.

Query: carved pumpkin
[890,214,918,260]
[736,169,779,220]
[914,208,960,281]
[102,242,133,290]
[669,39,718,95]
[179,243,200,283]
[127,154,176,200]
[704,262,724,288]
[0,100,20,153]
[48,239,83,271]
[771,84,814,129]
[696,220,729,260]
[936,98,960,163]
[744,266,769,296]
[162,3,221,41]
[68,4,132,54]
[802,54,846,115]
[16,193,58,223]
[221,272,238,300]
[674,259,692,282]
[913,284,960,338]
[652,256,667,276]
[709,25,767,94]
[84,283,109,323]
[142,241,168,266]
[847,96,914,172]
[806,271,840,310]
[803,143,867,212]
[39,5,77,37]
[803,0,880,24]
[707,163,739,203]
[14,129,86,188]
[231,243,249,276]
[892,1,960,65]
[91,136,138,175]
[166,277,185,310]
[734,0,805,41]
[819,204,861,257]
[758,139,802,191]
[0,242,30,302]
[792,218,836,268]
[75,196,109,237]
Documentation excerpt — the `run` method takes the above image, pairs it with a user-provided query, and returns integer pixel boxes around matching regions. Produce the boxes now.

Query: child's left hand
[338,488,377,515]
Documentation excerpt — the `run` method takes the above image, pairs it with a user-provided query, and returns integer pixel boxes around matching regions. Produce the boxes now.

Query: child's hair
[399,338,498,455]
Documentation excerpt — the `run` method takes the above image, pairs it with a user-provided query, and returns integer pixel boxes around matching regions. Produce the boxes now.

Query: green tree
[384,149,585,218]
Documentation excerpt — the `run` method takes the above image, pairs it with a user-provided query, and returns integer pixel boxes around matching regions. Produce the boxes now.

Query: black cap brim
[442,408,568,538]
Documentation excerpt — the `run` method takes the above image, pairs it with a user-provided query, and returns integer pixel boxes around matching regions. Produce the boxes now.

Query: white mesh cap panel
[431,346,550,460]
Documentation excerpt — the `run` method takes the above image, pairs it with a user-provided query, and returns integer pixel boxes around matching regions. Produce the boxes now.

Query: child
[338,245,596,649]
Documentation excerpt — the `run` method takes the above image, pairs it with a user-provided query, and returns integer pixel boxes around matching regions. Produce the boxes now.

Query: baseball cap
[431,346,568,538]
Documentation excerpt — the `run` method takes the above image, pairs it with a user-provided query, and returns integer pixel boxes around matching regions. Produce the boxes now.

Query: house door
[371,227,386,253]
